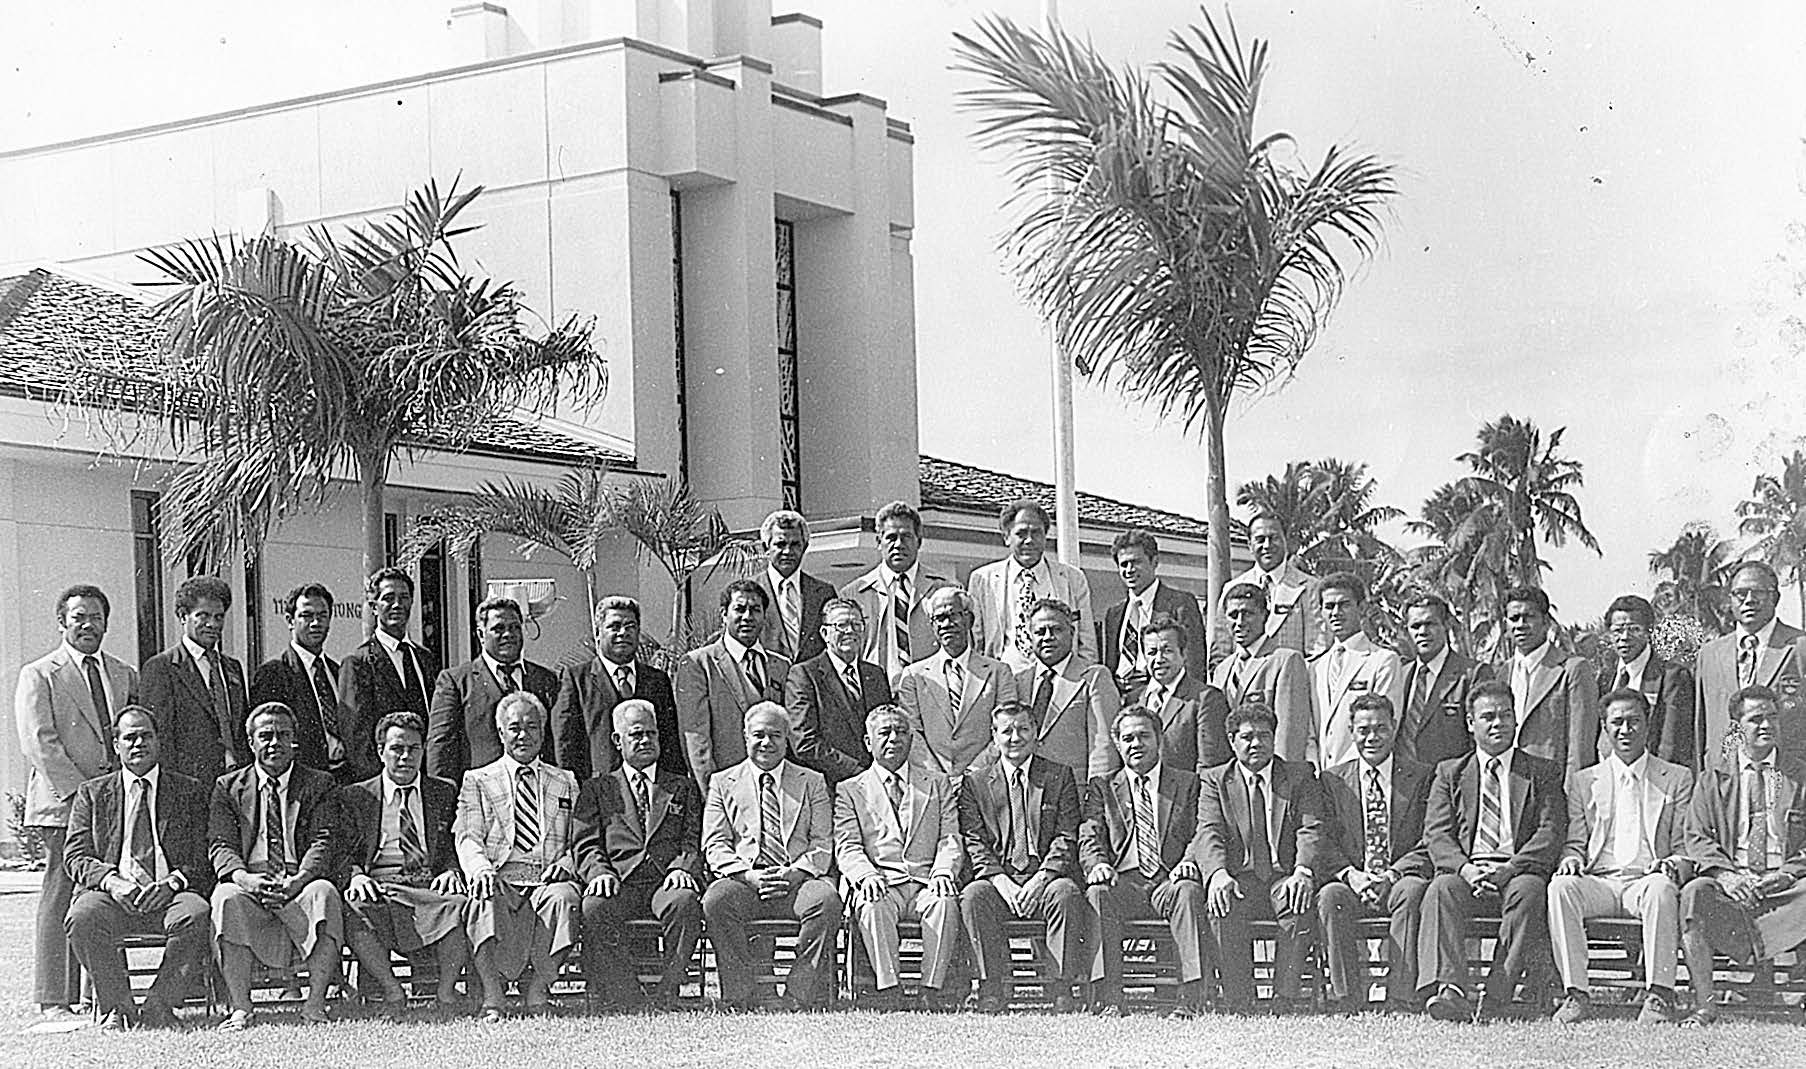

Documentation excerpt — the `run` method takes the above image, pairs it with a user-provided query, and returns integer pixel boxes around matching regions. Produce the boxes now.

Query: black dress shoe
[1426,985,1475,1023]
[136,999,180,1031]
[974,993,1008,1015]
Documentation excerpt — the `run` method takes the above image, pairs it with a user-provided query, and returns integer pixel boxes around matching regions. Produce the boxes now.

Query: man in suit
[1677,684,1806,1026]
[209,701,344,1030]
[1420,679,1567,1022]
[1101,529,1207,692]
[1198,700,1326,1012]
[755,509,837,663]
[574,699,705,1011]
[455,692,582,1021]
[63,707,212,1030]
[1136,615,1231,773]
[552,595,685,783]
[15,582,137,1021]
[834,705,964,1010]
[249,583,348,780]
[784,598,894,787]
[677,579,790,789]
[969,499,1096,669]
[898,587,1019,777]
[1548,688,1693,1024]
[142,574,249,786]
[1209,583,1314,763]
[337,567,439,782]
[1013,599,1120,779]
[428,596,559,783]
[959,704,1092,1014]
[339,711,469,1018]
[1498,586,1599,776]
[1598,595,1695,768]
[841,501,952,684]
[1316,693,1435,1012]
[1694,562,1806,768]
[700,702,843,1010]
[1082,706,1210,1017]
[1311,572,1405,770]
[1216,513,1325,659]
[1398,594,1492,768]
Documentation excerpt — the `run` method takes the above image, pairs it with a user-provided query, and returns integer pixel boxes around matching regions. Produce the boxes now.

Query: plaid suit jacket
[453,757,579,879]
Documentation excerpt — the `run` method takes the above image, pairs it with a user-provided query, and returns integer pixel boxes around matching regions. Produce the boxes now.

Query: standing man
[1499,586,1600,776]
[15,583,136,1022]
[1547,689,1693,1025]
[1082,707,1211,1018]
[676,579,790,789]
[1397,594,1492,769]
[63,707,212,1030]
[552,596,685,783]
[338,567,439,781]
[958,704,1093,1014]
[1315,694,1434,1012]
[755,510,836,663]
[700,703,842,1011]
[968,500,1096,669]
[142,575,248,785]
[1101,529,1207,692]
[249,583,348,780]
[1013,599,1120,779]
[1694,562,1806,768]
[427,596,559,783]
[784,598,894,787]
[897,587,1019,777]
[1420,680,1567,1023]
[1218,513,1325,659]
[1598,595,1695,768]
[573,700,705,1011]
[841,501,952,684]
[1136,615,1231,773]
[834,705,964,1010]
[1310,573,1405,771]
[1209,583,1314,763]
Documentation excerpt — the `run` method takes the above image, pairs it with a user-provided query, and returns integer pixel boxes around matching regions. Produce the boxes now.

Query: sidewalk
[0,868,42,895]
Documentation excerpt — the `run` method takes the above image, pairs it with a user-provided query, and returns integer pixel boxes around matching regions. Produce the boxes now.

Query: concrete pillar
[447,2,515,62]
[769,13,822,97]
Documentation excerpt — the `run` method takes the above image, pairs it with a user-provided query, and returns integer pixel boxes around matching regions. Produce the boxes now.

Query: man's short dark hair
[1730,684,1780,719]
[1600,687,1651,718]
[875,500,922,538]
[366,566,414,599]
[1222,582,1269,611]
[1604,595,1654,630]
[281,583,334,617]
[175,575,233,615]
[1140,612,1189,650]
[1349,693,1396,721]
[1028,598,1077,627]
[1111,529,1159,563]
[721,577,769,612]
[1225,701,1279,737]
[1467,678,1515,712]
[475,595,523,623]
[998,499,1052,532]
[1403,593,1453,626]
[111,705,156,740]
[374,711,427,748]
[1500,586,1550,618]
[56,584,110,622]
[245,700,296,740]
[1112,705,1163,738]
[1729,560,1780,591]
[1318,571,1367,605]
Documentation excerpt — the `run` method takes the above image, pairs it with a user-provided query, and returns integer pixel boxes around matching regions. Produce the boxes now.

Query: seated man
[63,707,213,1030]
[1420,680,1565,1022]
[834,705,964,1010]
[700,702,843,1010]
[455,692,582,1021]
[1548,687,1692,1024]
[340,711,469,1019]
[958,704,1093,1014]
[1081,706,1209,1018]
[1679,684,1806,1027]
[574,699,705,1011]
[208,701,344,1030]
[1198,700,1325,1012]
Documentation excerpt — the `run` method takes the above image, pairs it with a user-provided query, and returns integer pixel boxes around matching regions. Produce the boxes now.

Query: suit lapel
[1227,768,1252,847]
[1155,771,1175,848]
[1759,639,1792,687]
[716,645,756,708]
[1111,772,1133,856]
[640,771,669,839]
[1521,650,1562,717]
[1460,758,1481,848]
[1508,760,1532,846]
[54,652,110,746]
[779,764,802,845]
[1269,764,1292,848]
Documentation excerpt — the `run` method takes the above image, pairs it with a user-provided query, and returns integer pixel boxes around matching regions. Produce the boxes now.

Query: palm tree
[1737,449,1806,622]
[953,11,1396,633]
[1235,461,1318,549]
[1454,415,1600,588]
[1404,480,1513,653]
[1648,522,1735,634]
[59,179,607,582]
[606,479,763,651]
[1237,457,1402,575]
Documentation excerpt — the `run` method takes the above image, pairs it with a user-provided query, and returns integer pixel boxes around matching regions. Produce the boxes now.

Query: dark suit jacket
[783,653,894,787]
[64,768,215,896]
[1318,756,1434,881]
[141,642,248,785]
[755,569,838,663]
[1134,673,1231,773]
[1398,651,1491,769]
[208,763,339,884]
[1100,583,1209,681]
[336,772,459,881]
[425,658,559,783]
[573,765,705,886]
[1197,756,1327,884]
[1079,764,1206,875]
[550,658,685,783]
[1596,655,1696,769]
[958,754,1082,881]
[1685,753,1806,881]
[337,636,439,783]
[1423,748,1566,885]
[249,648,344,779]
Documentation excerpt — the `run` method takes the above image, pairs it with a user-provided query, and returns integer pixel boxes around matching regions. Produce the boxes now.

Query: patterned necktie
[842,662,863,706]
[614,664,634,700]
[1364,767,1390,872]
[498,662,520,694]
[1248,773,1274,881]
[309,655,339,737]
[1475,757,1505,857]
[782,579,803,658]
[1008,768,1032,871]
[262,777,287,874]
[1738,634,1759,689]
[634,772,654,838]
[1145,682,1164,715]
[399,641,425,709]
[757,771,785,867]
[891,574,912,671]
[1032,667,1055,722]
[1614,666,1631,692]
[397,785,428,874]
[513,764,540,856]
[885,771,903,819]
[1121,601,1144,675]
[1134,775,1160,877]
[130,777,156,884]
[945,659,965,710]
[1747,762,1770,874]
[1410,662,1430,716]
[744,650,767,695]
[1013,569,1039,658]
[207,649,235,761]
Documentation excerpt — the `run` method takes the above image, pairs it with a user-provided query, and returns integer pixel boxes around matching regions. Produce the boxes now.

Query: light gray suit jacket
[967,556,1096,668]
[897,649,1018,777]
[834,764,962,886]
[14,643,137,826]
[1561,755,1693,873]
[675,638,789,790]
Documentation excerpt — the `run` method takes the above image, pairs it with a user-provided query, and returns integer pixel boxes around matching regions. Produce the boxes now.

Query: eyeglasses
[1729,589,1777,602]
[823,622,864,633]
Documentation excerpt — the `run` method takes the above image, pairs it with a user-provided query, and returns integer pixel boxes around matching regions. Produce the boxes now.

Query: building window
[384,513,399,569]
[672,190,690,485]
[130,490,164,665]
[466,537,485,661]
[775,218,801,512]
[419,539,448,674]
[243,551,265,667]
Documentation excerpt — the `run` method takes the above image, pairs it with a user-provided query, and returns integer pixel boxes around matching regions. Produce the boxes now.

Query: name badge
[1441,702,1462,717]
[1273,604,1292,616]
[557,796,572,811]
[1348,679,1371,692]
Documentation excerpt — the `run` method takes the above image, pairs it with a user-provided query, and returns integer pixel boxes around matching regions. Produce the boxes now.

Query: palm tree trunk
[1518,524,1539,588]
[1202,396,1232,644]
[357,449,388,633]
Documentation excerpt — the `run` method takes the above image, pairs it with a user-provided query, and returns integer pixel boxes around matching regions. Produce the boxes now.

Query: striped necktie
[945,658,965,710]
[262,777,288,874]
[757,772,785,867]
[513,764,541,856]
[1134,775,1160,877]
[1474,757,1504,857]
[891,574,911,671]
[782,579,803,658]
[397,785,429,874]
[842,661,863,706]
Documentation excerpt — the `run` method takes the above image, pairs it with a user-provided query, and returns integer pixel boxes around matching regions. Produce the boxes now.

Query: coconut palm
[606,478,763,651]
[1454,415,1600,588]
[1648,521,1735,635]
[1237,457,1402,575]
[1235,461,1318,551]
[1737,449,1806,621]
[1404,479,1513,653]
[953,10,1396,632]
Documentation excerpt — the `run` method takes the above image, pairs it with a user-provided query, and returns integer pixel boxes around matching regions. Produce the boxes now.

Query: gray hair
[863,704,911,735]
[760,509,810,546]
[743,700,791,733]
[926,586,974,615]
[611,698,658,733]
[494,690,547,730]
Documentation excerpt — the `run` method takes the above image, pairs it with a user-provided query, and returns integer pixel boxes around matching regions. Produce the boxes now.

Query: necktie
[513,764,540,857]
[1410,663,1430,715]
[891,574,912,671]
[634,773,654,839]
[1475,757,1505,857]
[207,649,236,763]
[1614,666,1631,692]
[1007,768,1032,872]
[1248,774,1274,882]
[1738,634,1759,689]
[1032,667,1055,722]
[397,785,429,874]
[310,655,340,737]
[1134,775,1160,878]
[1364,767,1390,872]
[1121,601,1144,675]
[399,641,426,710]
[614,664,635,700]
[744,650,767,695]
[498,662,520,694]
[842,662,863,706]
[1748,762,1770,874]
[885,772,903,819]
[1145,683,1164,715]
[1013,569,1039,658]
[130,777,156,884]
[757,771,785,867]
[82,653,111,729]
[945,659,965,711]
[263,777,287,874]
[782,579,803,658]
[1329,643,1349,689]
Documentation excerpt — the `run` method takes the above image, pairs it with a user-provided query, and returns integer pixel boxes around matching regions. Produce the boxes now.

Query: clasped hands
[990,871,1058,917]
[231,869,307,908]
[104,873,181,914]
[854,873,957,905]
[1719,869,1798,909]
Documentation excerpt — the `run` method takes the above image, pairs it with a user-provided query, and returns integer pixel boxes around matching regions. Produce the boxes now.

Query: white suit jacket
[967,556,1095,669]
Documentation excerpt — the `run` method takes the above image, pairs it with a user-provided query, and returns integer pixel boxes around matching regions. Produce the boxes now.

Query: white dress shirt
[248,765,298,869]
[182,636,217,687]
[1598,751,1654,876]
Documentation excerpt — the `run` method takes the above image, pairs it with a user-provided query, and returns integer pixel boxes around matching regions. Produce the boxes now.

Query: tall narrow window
[130,491,164,665]
[466,538,485,661]
[243,551,265,667]
[384,513,400,569]
[419,540,448,674]
[775,218,801,511]
[672,190,690,485]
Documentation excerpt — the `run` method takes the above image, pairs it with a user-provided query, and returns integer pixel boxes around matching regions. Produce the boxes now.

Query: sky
[6,0,1806,623]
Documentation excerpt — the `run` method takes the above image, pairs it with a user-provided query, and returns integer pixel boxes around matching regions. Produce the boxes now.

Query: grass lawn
[0,887,1800,1068]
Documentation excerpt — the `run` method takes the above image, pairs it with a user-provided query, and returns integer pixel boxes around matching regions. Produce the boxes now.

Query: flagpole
[1044,0,1080,570]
